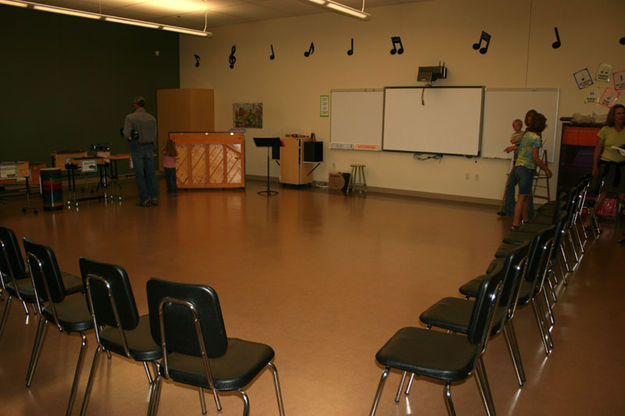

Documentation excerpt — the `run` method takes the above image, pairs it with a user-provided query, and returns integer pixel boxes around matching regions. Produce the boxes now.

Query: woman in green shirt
[591,104,625,216]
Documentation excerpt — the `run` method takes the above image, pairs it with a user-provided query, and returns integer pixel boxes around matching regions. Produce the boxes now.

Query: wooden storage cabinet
[170,132,244,189]
[557,123,600,195]
[280,137,313,185]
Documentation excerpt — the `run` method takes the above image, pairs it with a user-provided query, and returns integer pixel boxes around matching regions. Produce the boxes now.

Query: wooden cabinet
[169,132,244,189]
[157,89,214,169]
[557,123,600,195]
[280,137,314,185]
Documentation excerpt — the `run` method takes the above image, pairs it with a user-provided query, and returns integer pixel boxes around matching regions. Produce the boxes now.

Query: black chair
[0,226,82,342]
[146,278,286,416]
[503,224,557,355]
[22,237,93,416]
[419,239,532,388]
[369,262,505,416]
[78,257,162,416]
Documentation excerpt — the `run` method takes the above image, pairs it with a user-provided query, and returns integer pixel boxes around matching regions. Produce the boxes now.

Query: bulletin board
[329,89,384,151]
[481,88,559,161]
[382,86,484,156]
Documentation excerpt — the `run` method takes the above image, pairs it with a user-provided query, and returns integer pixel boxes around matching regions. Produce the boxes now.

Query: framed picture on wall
[233,103,263,128]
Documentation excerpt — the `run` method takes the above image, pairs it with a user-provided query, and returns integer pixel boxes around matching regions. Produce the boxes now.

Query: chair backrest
[495,239,532,325]
[79,257,140,331]
[22,237,67,304]
[467,260,504,351]
[147,278,228,359]
[0,226,28,285]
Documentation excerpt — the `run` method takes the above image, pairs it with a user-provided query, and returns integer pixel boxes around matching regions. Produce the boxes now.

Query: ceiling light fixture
[307,0,371,20]
[0,0,212,37]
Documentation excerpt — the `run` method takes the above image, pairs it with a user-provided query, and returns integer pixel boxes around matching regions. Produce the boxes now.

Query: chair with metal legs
[22,237,93,416]
[146,278,286,416]
[0,226,83,343]
[78,257,162,416]
[369,262,505,416]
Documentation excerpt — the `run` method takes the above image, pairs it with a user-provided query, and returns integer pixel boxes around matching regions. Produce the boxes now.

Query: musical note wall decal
[304,42,315,57]
[390,36,404,55]
[472,30,491,54]
[228,45,236,69]
[270,44,275,60]
[552,27,561,49]
[347,38,354,56]
[194,54,200,67]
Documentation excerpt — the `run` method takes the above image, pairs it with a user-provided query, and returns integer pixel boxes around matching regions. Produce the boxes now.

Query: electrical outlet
[465,173,470,180]
[474,174,479,181]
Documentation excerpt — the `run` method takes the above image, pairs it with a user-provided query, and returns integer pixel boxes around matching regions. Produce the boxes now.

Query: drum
[40,168,63,210]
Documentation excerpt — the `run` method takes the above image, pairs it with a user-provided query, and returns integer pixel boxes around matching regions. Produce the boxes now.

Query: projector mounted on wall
[417,63,448,83]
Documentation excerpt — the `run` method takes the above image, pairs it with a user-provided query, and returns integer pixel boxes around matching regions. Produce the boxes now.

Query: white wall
[178,0,625,201]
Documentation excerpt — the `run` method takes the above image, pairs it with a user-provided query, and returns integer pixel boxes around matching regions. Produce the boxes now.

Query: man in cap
[123,96,159,206]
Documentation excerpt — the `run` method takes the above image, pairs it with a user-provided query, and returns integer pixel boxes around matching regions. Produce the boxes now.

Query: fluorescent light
[105,16,160,29]
[2,0,212,37]
[33,5,102,20]
[0,0,28,7]
[308,0,371,20]
[162,25,210,37]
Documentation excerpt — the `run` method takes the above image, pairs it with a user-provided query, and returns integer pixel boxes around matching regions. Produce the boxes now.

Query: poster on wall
[573,68,593,89]
[233,103,263,128]
[595,63,613,83]
[614,70,625,91]
[598,87,620,108]
[585,86,601,104]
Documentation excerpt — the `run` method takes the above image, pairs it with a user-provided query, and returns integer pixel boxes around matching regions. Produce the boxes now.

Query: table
[65,154,130,207]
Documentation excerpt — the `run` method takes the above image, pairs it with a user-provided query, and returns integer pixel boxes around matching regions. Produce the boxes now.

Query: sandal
[510,225,521,231]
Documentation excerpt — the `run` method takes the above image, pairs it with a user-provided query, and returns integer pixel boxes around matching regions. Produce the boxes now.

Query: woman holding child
[511,113,552,230]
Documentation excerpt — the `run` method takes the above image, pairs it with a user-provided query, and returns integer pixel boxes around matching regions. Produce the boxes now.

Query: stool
[347,164,367,194]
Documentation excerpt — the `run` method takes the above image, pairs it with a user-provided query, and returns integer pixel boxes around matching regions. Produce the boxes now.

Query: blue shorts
[516,166,535,195]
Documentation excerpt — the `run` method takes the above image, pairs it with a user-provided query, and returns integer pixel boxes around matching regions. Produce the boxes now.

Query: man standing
[123,96,159,206]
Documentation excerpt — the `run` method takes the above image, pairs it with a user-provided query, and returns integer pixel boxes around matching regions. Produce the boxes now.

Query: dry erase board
[382,87,484,156]
[481,88,559,161]
[330,90,383,151]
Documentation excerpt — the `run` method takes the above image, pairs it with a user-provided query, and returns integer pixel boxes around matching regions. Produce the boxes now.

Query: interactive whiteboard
[382,87,484,156]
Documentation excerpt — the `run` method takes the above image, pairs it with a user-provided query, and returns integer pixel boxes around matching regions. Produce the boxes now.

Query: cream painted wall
[178,0,625,201]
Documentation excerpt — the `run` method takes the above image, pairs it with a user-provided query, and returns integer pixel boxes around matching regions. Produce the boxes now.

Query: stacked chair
[370,176,597,415]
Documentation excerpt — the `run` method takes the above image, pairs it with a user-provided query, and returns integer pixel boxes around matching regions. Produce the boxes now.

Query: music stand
[253,137,281,196]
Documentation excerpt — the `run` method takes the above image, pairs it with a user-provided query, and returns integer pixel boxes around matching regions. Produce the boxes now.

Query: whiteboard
[382,87,484,156]
[481,88,559,161]
[330,89,383,151]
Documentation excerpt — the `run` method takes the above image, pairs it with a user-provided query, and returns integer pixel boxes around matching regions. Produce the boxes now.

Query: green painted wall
[0,5,179,165]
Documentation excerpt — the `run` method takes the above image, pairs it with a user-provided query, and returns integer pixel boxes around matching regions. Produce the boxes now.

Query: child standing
[162,138,178,195]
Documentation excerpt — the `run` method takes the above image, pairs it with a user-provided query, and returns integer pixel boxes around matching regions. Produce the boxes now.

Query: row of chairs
[0,226,286,416]
[368,176,597,415]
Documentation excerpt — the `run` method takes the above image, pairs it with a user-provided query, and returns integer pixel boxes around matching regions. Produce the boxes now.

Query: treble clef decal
[228,45,236,69]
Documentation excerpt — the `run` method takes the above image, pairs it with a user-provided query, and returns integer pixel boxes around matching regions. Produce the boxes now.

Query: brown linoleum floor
[0,179,624,415]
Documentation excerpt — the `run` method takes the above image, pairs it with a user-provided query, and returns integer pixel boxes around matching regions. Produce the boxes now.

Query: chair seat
[503,231,538,244]
[100,315,161,361]
[62,272,84,294]
[42,295,93,333]
[420,297,472,334]
[375,327,478,382]
[420,298,507,336]
[5,272,82,301]
[162,338,275,391]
